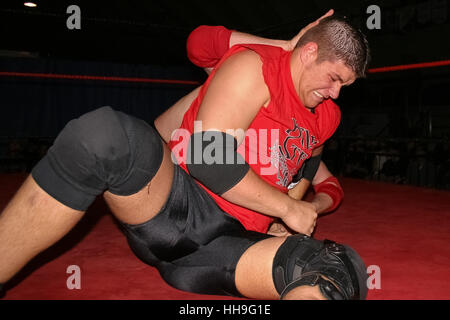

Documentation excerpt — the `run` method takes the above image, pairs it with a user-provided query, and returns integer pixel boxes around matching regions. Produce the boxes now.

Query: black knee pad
[32,106,163,211]
[272,234,368,300]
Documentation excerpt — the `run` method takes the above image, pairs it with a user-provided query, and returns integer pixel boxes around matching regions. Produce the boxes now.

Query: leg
[235,236,325,300]
[0,175,84,283]
[235,236,284,299]
[103,143,174,225]
[0,107,171,285]
[235,235,369,300]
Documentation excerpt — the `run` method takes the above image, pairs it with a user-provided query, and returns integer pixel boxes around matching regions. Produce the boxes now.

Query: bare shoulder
[224,48,263,67]
[197,48,270,132]
[208,48,269,101]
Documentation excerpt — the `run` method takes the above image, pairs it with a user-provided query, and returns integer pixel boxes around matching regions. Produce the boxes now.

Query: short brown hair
[295,16,370,78]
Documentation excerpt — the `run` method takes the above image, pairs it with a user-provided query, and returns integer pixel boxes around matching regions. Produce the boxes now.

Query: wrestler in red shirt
[167,25,343,233]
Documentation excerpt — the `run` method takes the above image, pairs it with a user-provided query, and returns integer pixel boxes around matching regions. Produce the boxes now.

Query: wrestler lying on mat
[0,10,370,300]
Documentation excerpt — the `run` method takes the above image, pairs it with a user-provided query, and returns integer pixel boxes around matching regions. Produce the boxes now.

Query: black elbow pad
[186,131,250,195]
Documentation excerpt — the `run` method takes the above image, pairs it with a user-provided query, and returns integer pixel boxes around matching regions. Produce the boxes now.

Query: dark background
[0,0,449,189]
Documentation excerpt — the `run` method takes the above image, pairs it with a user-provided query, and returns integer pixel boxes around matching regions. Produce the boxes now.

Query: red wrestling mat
[1,173,450,300]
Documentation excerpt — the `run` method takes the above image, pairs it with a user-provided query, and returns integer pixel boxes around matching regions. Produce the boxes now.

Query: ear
[299,42,318,65]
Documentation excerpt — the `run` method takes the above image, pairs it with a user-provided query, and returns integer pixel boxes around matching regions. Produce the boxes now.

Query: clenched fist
[281,200,318,236]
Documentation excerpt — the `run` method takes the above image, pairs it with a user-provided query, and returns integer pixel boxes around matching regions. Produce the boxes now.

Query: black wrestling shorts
[121,164,271,297]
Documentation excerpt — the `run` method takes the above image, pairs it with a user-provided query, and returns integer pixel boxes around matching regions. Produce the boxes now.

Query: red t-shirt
[169,26,341,233]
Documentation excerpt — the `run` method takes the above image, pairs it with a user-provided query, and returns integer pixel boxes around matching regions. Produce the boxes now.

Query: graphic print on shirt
[272,118,319,187]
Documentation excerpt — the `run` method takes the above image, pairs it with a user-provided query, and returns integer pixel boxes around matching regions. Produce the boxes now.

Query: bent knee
[32,107,164,211]
[57,107,163,192]
[58,106,130,162]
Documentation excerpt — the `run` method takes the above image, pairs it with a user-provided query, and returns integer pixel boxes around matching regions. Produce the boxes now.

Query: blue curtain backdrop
[0,57,204,137]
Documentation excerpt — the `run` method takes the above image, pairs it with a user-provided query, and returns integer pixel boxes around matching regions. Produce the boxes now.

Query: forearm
[222,168,295,220]
[287,178,332,215]
[229,31,290,50]
[288,178,311,200]
[188,10,334,70]
[200,31,288,75]
[311,173,344,213]
[310,193,333,215]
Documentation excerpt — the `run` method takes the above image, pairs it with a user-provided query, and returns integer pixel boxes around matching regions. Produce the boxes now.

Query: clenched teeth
[313,91,324,98]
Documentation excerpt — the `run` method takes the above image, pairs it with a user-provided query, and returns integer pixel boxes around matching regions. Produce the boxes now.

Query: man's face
[298,58,356,109]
